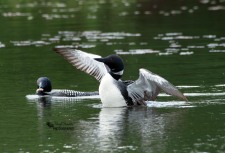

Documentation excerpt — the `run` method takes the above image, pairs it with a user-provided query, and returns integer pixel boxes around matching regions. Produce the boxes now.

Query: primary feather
[54,48,108,82]
[127,68,188,103]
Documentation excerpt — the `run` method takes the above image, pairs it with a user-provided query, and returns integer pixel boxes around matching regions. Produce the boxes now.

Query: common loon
[54,47,187,107]
[36,77,99,97]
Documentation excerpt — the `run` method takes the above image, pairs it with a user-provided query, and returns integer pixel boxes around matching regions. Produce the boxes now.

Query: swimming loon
[54,47,187,107]
[36,77,99,97]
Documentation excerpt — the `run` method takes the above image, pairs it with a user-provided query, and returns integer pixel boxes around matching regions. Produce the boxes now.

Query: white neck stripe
[112,70,124,75]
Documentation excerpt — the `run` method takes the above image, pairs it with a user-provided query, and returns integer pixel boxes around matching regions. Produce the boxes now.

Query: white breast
[99,73,127,107]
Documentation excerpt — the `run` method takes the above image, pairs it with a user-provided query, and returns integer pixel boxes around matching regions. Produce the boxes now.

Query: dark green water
[0,0,225,152]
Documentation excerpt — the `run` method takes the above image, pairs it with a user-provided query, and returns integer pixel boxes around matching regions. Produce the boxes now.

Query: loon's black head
[36,77,52,95]
[95,54,124,80]
[95,54,124,72]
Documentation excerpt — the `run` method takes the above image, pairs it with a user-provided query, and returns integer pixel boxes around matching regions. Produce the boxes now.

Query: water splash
[177,85,201,88]
[146,101,192,108]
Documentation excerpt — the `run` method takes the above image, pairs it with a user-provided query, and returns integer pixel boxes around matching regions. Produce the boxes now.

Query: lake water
[0,0,225,152]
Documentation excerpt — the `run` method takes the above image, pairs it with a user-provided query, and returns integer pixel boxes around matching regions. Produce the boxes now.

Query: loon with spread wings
[54,47,187,107]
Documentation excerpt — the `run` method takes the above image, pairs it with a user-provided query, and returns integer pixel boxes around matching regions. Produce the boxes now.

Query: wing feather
[54,48,108,82]
[127,68,188,103]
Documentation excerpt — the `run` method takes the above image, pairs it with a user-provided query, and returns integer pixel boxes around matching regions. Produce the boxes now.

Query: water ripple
[9,30,142,49]
[2,0,225,23]
[153,32,225,55]
[115,49,159,55]
[0,42,6,48]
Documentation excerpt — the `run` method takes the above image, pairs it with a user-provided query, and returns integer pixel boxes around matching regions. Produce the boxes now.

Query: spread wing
[127,68,188,103]
[54,47,108,82]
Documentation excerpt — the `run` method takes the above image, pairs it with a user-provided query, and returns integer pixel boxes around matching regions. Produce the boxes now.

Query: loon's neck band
[112,70,124,75]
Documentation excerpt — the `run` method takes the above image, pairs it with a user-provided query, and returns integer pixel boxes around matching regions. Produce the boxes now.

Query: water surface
[0,0,225,152]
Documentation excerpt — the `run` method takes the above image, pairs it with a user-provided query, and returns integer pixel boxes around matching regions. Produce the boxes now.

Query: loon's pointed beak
[36,88,44,94]
[94,57,105,63]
